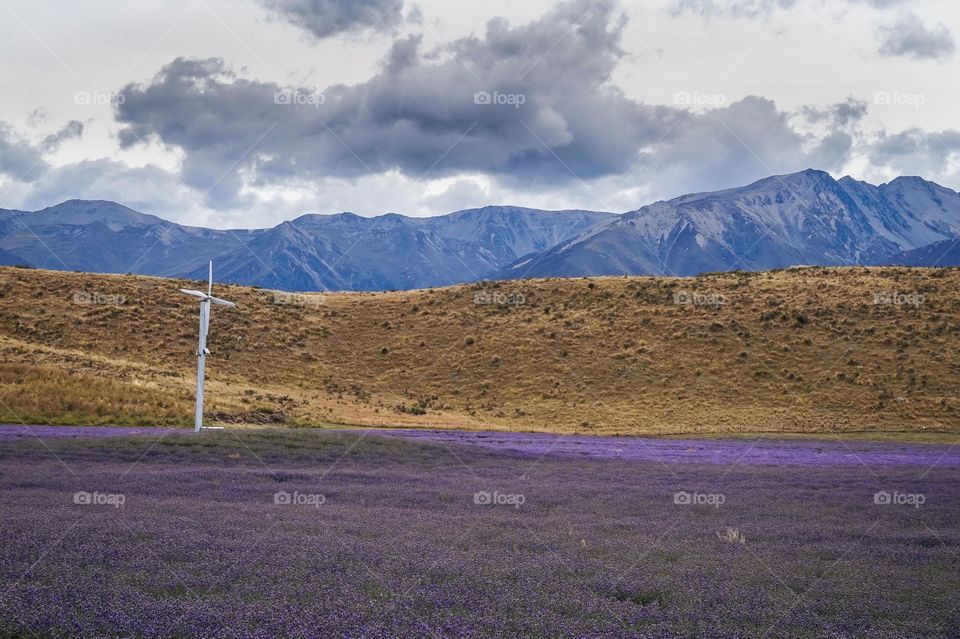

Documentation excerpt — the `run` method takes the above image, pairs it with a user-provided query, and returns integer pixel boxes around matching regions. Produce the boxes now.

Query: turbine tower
[179,261,235,432]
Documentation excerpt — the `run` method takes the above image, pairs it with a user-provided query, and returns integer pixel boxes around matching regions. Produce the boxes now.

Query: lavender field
[1,426,958,638]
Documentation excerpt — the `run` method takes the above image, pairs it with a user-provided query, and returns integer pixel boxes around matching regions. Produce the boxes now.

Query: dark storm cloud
[259,0,406,39]
[112,0,873,208]
[115,1,688,207]
[877,13,955,60]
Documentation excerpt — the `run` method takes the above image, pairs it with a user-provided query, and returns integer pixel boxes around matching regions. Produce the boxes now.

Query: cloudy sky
[0,0,957,228]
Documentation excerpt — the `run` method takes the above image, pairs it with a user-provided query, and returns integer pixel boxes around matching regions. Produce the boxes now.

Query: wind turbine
[180,261,235,432]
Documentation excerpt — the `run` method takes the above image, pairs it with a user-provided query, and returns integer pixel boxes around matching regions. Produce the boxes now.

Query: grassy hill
[1,265,958,436]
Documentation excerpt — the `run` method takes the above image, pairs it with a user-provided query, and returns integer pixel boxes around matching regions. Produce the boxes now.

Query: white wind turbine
[180,261,235,432]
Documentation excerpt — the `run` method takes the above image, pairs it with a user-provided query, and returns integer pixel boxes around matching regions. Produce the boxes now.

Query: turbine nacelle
[178,289,236,307]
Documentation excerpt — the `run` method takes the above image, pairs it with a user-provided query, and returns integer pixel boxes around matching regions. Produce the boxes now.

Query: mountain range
[2,169,959,291]
[0,202,612,291]
[497,169,960,279]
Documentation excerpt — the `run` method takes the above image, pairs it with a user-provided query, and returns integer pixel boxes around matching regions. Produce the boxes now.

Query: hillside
[1,265,959,435]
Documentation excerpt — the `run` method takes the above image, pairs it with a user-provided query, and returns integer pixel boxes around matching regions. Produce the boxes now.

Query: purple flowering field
[1,426,958,638]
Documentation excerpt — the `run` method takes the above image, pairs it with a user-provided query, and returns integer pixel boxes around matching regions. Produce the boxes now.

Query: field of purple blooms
[1,426,958,638]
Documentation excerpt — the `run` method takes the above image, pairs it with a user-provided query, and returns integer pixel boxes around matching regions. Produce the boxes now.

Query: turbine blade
[179,289,208,299]
[209,296,235,307]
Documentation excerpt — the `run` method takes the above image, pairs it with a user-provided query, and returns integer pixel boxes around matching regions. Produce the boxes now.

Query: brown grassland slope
[1,265,958,435]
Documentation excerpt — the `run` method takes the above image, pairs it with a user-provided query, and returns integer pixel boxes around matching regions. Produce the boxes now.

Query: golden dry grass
[1,265,958,435]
